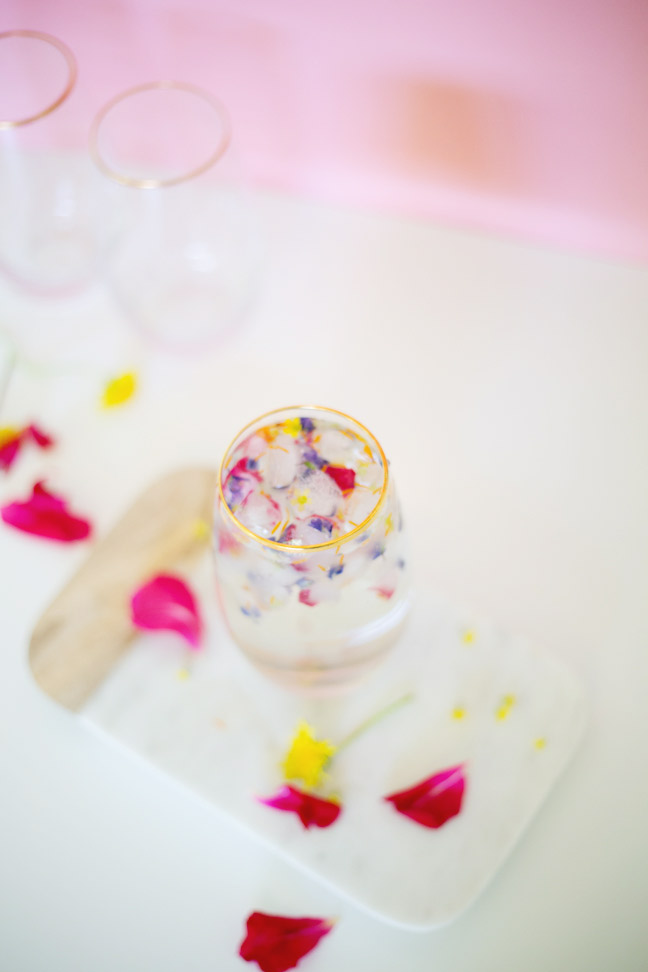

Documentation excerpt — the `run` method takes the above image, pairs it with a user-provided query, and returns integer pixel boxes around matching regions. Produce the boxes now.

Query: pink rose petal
[258,785,341,830]
[27,423,55,448]
[1,481,91,542]
[131,573,203,649]
[371,585,395,600]
[323,464,355,493]
[223,456,262,508]
[239,912,335,972]
[298,588,318,607]
[384,765,466,829]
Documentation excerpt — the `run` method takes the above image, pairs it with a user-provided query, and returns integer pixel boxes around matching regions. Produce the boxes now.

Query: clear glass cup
[89,81,259,350]
[213,406,410,690]
[0,30,114,294]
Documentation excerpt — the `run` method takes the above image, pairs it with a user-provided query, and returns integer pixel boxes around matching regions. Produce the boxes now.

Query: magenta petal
[323,464,355,493]
[385,765,465,829]
[1,481,92,542]
[258,785,341,830]
[239,912,335,972]
[298,589,318,607]
[131,573,203,649]
[27,423,55,449]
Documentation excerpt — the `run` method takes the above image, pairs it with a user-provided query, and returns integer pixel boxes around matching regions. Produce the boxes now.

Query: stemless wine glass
[89,81,259,350]
[0,30,113,294]
[213,406,410,690]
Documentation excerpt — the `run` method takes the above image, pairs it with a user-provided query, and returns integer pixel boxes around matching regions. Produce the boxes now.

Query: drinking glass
[89,81,259,350]
[213,406,410,690]
[0,30,113,294]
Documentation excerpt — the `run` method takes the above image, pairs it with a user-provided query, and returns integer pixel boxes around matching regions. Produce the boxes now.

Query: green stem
[334,692,415,755]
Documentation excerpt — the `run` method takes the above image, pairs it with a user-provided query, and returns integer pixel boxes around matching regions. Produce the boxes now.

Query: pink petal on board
[384,765,466,829]
[239,912,335,972]
[323,464,355,493]
[1,481,92,542]
[130,573,203,649]
[258,785,341,830]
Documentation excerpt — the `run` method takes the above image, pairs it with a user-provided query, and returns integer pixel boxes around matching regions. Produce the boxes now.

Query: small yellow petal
[495,694,516,721]
[281,721,337,788]
[452,706,466,720]
[462,628,476,645]
[384,513,394,535]
[282,417,302,437]
[101,371,137,408]
[534,737,547,750]
[0,426,19,447]
[177,668,190,680]
[192,518,211,541]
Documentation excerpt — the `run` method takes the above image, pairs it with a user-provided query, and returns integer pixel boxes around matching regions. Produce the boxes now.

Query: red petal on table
[384,765,465,829]
[298,588,317,607]
[323,465,355,493]
[27,424,55,448]
[131,573,203,649]
[258,785,341,830]
[239,911,335,972]
[1,481,92,542]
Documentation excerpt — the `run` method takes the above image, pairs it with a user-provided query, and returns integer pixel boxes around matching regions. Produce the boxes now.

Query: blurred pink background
[5,0,648,262]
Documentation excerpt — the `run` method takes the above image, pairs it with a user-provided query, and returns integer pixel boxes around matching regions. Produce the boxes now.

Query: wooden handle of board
[29,467,218,712]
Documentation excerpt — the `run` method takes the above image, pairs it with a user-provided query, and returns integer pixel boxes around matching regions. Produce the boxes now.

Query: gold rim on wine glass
[0,29,77,129]
[217,405,390,552]
[88,80,232,189]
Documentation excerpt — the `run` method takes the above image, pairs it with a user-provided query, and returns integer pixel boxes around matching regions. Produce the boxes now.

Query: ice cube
[316,428,353,463]
[344,487,379,526]
[237,489,282,537]
[257,434,299,488]
[294,468,343,517]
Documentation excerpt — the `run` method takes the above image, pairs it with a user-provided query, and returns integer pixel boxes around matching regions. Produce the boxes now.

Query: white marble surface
[1,189,647,970]
[81,553,586,929]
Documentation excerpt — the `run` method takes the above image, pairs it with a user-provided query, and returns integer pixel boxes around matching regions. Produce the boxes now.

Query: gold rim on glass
[0,30,77,129]
[88,80,232,189]
[217,405,390,552]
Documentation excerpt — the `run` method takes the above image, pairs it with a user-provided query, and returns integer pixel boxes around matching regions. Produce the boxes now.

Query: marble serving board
[29,468,587,930]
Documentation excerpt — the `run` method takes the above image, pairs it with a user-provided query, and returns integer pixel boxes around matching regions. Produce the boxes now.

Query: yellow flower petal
[101,371,137,408]
[462,628,476,645]
[192,518,211,541]
[281,721,336,788]
[495,694,516,721]
[282,417,302,437]
[452,706,466,720]
[534,737,547,750]
[0,426,19,447]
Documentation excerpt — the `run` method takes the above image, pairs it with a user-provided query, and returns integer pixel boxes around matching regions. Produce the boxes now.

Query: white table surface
[1,190,647,971]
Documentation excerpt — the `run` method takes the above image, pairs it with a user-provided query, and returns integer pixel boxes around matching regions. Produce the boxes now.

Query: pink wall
[5,0,648,262]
